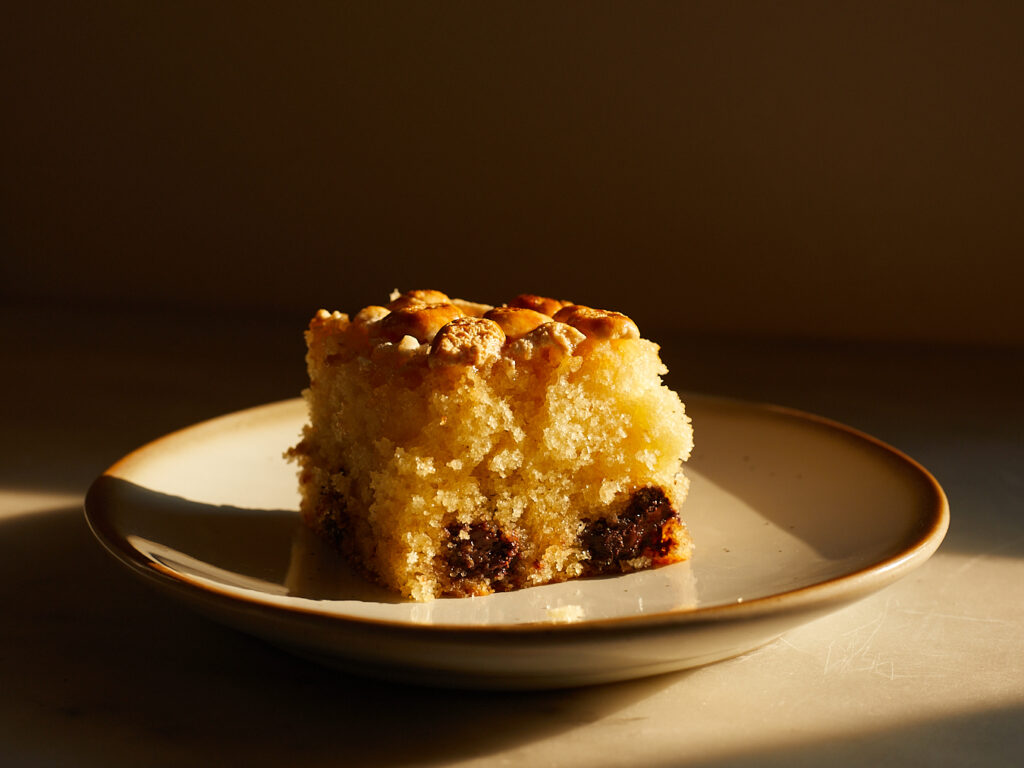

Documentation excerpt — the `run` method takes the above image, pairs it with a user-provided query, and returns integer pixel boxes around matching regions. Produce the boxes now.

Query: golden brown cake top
[307,289,644,369]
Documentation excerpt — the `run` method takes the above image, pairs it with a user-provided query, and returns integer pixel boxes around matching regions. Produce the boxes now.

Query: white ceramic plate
[84,395,948,689]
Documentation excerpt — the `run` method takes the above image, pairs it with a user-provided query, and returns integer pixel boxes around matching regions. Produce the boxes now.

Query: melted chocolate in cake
[445,522,519,585]
[581,486,678,574]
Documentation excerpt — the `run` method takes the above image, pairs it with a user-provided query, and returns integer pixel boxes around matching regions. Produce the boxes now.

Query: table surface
[2,302,1022,767]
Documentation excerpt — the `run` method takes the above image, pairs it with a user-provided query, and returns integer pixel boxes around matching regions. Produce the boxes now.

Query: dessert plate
[84,395,948,689]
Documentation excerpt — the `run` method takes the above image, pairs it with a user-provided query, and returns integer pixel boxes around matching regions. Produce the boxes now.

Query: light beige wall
[3,3,1022,342]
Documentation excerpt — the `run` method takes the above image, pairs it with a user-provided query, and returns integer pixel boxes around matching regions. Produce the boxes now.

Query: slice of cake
[288,289,694,601]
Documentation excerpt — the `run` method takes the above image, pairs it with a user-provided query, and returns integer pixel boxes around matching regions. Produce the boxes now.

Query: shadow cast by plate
[0,506,683,767]
[658,701,1024,768]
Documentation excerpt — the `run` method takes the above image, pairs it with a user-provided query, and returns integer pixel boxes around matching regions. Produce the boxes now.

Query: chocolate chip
[581,486,678,573]
[445,522,519,583]
[315,485,348,547]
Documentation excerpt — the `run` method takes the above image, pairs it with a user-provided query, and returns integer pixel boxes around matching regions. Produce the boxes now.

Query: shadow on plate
[86,475,403,603]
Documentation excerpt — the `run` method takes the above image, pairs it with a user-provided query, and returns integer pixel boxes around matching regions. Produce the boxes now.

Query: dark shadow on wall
[4,3,1024,343]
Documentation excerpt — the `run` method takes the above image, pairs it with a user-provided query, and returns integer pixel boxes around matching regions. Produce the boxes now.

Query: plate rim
[84,394,949,637]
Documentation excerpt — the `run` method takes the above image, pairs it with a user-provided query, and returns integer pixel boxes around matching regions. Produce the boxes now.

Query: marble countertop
[2,303,1022,767]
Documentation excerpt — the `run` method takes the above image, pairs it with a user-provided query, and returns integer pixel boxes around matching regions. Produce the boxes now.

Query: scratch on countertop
[776,636,813,656]
[730,573,1021,683]
[895,608,1016,626]
[823,610,889,678]
[819,598,953,680]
